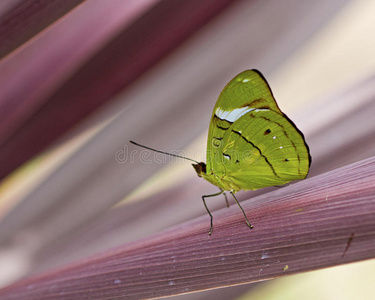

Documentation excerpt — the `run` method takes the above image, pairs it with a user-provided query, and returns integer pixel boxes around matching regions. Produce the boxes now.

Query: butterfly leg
[202,190,225,235]
[230,192,254,229]
[223,192,230,208]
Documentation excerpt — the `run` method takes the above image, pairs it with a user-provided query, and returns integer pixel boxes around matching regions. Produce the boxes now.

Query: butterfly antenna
[130,141,199,164]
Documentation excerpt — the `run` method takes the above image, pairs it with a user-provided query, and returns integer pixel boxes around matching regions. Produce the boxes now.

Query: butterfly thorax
[192,162,241,192]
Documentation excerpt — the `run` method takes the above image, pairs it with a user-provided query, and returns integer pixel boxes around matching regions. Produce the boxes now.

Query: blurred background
[0,0,375,298]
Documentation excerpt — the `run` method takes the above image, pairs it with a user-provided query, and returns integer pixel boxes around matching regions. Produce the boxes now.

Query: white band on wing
[215,107,269,123]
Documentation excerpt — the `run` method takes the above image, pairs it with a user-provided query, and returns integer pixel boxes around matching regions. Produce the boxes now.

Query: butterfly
[131,69,311,235]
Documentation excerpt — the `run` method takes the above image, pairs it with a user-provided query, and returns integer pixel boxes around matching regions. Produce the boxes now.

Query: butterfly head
[192,162,206,177]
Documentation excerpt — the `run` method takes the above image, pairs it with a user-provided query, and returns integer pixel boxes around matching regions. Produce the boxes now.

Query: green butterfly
[192,69,311,234]
[131,69,311,235]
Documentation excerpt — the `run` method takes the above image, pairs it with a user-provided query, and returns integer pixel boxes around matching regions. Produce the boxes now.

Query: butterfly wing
[205,70,311,191]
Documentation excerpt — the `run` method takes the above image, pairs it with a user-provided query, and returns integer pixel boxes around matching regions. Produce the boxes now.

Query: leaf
[0,156,374,299]
[0,0,237,180]
[0,0,84,59]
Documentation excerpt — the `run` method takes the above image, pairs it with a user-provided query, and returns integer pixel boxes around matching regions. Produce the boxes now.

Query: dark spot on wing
[240,98,272,110]
[240,99,265,107]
